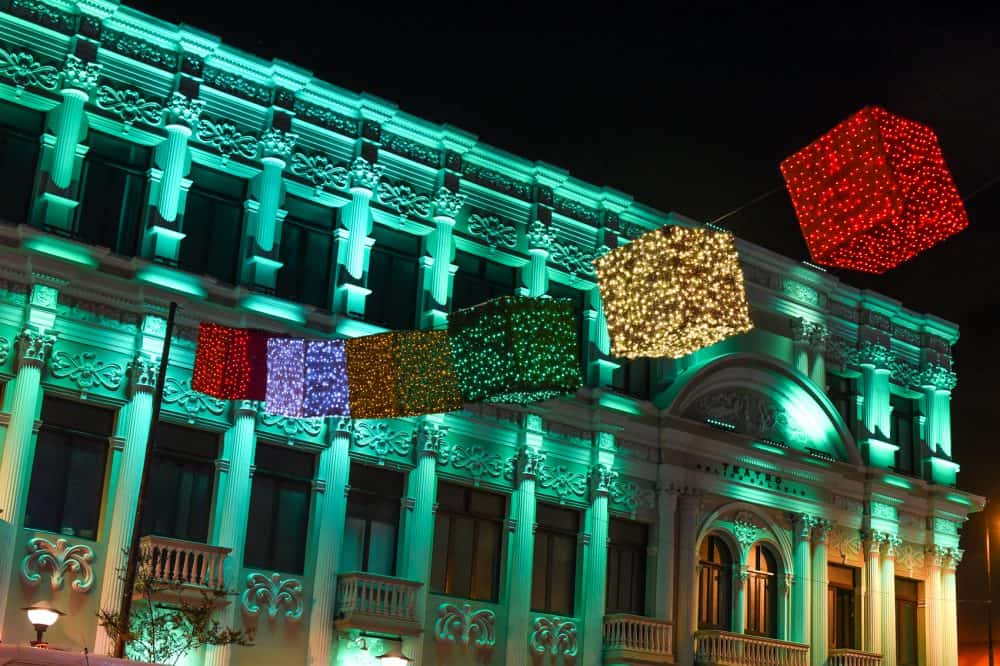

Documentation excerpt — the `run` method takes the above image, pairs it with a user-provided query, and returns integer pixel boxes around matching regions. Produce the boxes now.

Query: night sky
[127,0,1000,650]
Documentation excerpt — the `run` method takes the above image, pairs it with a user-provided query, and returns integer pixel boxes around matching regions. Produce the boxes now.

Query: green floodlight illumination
[752,442,788,457]
[801,456,831,469]
[705,418,736,431]
[242,294,306,324]
[137,265,207,298]
[946,493,973,506]
[882,474,913,491]
[24,236,98,268]
[806,448,837,463]
[737,455,781,472]
[598,391,643,416]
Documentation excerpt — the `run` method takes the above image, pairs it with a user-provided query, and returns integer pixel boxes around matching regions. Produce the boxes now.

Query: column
[859,344,895,468]
[580,463,615,666]
[791,318,810,376]
[0,328,55,640]
[809,327,828,391]
[919,365,958,484]
[654,487,678,622]
[941,549,961,666]
[204,401,258,666]
[520,220,552,297]
[791,514,813,645]
[419,187,465,330]
[306,419,352,666]
[34,55,101,232]
[587,291,619,387]
[675,494,701,666]
[92,356,158,654]
[880,536,901,666]
[504,417,545,666]
[243,129,296,292]
[333,158,381,317]
[863,533,883,654]
[924,547,944,666]
[143,93,204,263]
[732,566,748,634]
[811,521,831,666]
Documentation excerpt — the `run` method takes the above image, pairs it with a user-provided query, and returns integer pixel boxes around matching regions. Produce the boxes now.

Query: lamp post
[23,604,64,648]
[987,503,995,666]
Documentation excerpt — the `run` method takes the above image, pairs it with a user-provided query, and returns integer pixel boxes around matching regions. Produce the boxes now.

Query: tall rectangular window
[431,482,505,602]
[276,196,334,308]
[244,444,314,574]
[896,578,919,666]
[828,564,858,649]
[606,517,648,614]
[366,225,419,329]
[531,503,579,615]
[340,464,403,575]
[451,250,517,310]
[141,422,219,543]
[0,102,42,225]
[891,394,916,475]
[829,375,856,437]
[179,165,246,284]
[76,130,149,255]
[25,397,114,540]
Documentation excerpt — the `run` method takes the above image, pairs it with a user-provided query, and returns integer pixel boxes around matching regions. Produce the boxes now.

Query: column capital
[167,91,205,128]
[348,156,382,192]
[881,534,903,559]
[863,530,888,553]
[734,565,750,584]
[415,420,448,459]
[61,54,101,93]
[925,544,948,568]
[790,513,817,540]
[517,446,546,482]
[15,328,55,370]
[812,518,833,542]
[589,463,617,500]
[259,127,297,161]
[432,186,466,220]
[791,318,828,351]
[527,219,554,253]
[333,417,354,440]
[944,547,964,571]
[127,354,159,396]
[233,399,259,419]
[857,340,893,370]
[917,363,958,391]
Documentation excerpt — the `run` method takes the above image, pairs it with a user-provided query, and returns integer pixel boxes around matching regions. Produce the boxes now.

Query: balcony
[603,614,673,664]
[829,649,882,666]
[334,571,423,636]
[694,631,809,666]
[139,535,232,605]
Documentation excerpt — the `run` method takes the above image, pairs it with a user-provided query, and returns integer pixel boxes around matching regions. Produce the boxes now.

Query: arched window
[746,544,778,637]
[698,535,732,630]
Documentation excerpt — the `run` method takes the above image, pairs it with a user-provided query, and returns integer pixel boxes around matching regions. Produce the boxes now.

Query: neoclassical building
[0,2,981,666]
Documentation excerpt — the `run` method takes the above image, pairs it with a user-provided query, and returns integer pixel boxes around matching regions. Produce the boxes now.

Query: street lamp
[378,649,414,666]
[23,603,64,648]
[987,503,995,666]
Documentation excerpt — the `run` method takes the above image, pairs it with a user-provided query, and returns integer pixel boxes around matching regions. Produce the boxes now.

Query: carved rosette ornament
[61,54,101,92]
[588,464,617,500]
[516,447,546,483]
[435,603,496,650]
[21,537,95,592]
[127,355,159,396]
[433,186,466,220]
[732,512,760,550]
[166,91,205,128]
[529,616,578,657]
[15,328,55,370]
[242,572,304,621]
[258,127,297,160]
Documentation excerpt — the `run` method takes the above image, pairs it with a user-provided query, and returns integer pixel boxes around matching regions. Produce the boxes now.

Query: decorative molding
[259,411,324,442]
[241,572,304,621]
[289,151,346,192]
[162,377,226,422]
[537,463,587,501]
[549,241,597,278]
[95,84,164,128]
[731,511,760,550]
[353,421,411,458]
[439,443,505,485]
[553,196,599,224]
[381,131,440,167]
[21,537,95,592]
[101,29,178,70]
[0,46,61,92]
[49,350,124,395]
[0,336,9,366]
[685,388,807,449]
[434,603,496,649]
[609,478,656,514]
[529,616,578,657]
[8,0,78,34]
[466,212,516,251]
[195,118,258,162]
[292,98,358,136]
[461,163,532,200]
[203,67,272,105]
[377,179,432,218]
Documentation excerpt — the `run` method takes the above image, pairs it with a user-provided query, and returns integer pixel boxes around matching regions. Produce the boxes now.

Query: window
[829,375,856,437]
[452,250,517,310]
[141,422,219,543]
[698,535,732,630]
[0,102,42,225]
[244,444,314,574]
[611,359,651,399]
[828,564,858,648]
[547,282,586,378]
[25,397,113,540]
[277,196,334,307]
[532,503,579,615]
[431,482,505,601]
[746,544,778,637]
[76,131,149,255]
[366,225,419,329]
[179,165,246,284]
[341,464,403,575]
[896,578,919,666]
[891,394,916,474]
[606,517,648,614]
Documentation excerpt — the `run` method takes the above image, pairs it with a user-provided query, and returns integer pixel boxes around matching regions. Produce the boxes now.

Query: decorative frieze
[549,241,597,278]
[21,537,95,592]
[461,163,531,200]
[8,0,78,34]
[438,443,505,485]
[162,377,226,422]
[381,131,440,167]
[529,616,579,657]
[49,350,124,396]
[101,29,178,71]
[0,45,59,92]
[292,98,358,136]
[609,478,656,514]
[203,67,272,105]
[435,603,496,649]
[259,411,324,443]
[352,421,411,458]
[195,118,258,162]
[377,179,432,218]
[537,463,587,502]
[94,84,164,129]
[466,212,516,250]
[242,572,304,621]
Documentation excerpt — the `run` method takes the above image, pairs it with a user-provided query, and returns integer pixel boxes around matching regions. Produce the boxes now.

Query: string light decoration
[265,338,350,418]
[593,226,753,359]
[191,322,268,400]
[780,106,969,273]
[447,295,582,404]
[345,330,463,419]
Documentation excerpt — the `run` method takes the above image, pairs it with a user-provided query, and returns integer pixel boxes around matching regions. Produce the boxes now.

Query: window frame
[430,481,506,602]
[344,463,404,575]
[698,534,733,631]
[745,544,778,638]
[828,564,859,649]
[531,503,581,616]
[605,516,649,615]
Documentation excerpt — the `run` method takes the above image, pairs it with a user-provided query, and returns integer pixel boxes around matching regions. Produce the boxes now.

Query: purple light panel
[266,338,305,417]
[265,338,350,418]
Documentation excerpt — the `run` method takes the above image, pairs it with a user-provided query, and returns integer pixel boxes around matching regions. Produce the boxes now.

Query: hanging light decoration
[265,338,350,418]
[448,295,582,404]
[191,322,268,400]
[594,225,753,359]
[345,330,463,419]
[780,106,969,273]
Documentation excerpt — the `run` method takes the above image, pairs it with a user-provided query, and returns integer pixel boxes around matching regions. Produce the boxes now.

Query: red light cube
[780,106,968,273]
[192,322,269,400]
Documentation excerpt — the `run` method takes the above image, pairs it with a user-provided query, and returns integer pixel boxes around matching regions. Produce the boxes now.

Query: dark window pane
[342,463,402,575]
[244,443,314,574]
[77,131,149,255]
[277,197,334,307]
[366,225,419,329]
[532,502,579,614]
[607,517,648,614]
[179,166,245,284]
[0,102,42,225]
[452,250,516,310]
[698,535,732,630]
[430,482,504,602]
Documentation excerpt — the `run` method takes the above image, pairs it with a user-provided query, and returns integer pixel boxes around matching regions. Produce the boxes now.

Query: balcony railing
[829,649,882,666]
[140,535,230,589]
[695,630,809,666]
[603,614,673,664]
[334,571,423,636]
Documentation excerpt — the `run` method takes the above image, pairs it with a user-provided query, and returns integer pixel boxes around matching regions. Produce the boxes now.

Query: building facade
[0,2,981,666]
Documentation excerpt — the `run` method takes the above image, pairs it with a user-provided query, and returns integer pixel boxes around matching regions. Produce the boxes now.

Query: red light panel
[192,322,268,400]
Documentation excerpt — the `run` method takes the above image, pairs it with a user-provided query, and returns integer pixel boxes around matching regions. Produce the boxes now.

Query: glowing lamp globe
[447,295,582,404]
[594,225,753,359]
[345,330,463,419]
[265,338,350,418]
[191,323,269,400]
[780,106,968,273]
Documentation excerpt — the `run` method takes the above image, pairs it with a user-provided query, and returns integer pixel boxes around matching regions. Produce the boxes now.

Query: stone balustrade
[334,571,423,636]
[603,613,673,663]
[694,630,809,666]
[140,535,230,589]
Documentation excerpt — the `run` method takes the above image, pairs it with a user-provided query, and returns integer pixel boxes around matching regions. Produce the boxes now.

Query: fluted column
[93,357,158,654]
[243,129,296,292]
[581,463,615,666]
[732,566,748,634]
[306,419,352,666]
[811,521,832,666]
[880,536,901,666]
[925,547,945,666]
[520,220,553,297]
[0,328,54,640]
[791,514,813,645]
[675,494,701,666]
[204,400,259,666]
[941,549,961,666]
[863,533,884,654]
[859,344,894,468]
[654,486,678,622]
[333,158,381,317]
[420,187,465,329]
[505,438,545,666]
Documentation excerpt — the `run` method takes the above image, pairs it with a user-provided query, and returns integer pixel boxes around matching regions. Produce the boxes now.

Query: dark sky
[129,0,1000,648]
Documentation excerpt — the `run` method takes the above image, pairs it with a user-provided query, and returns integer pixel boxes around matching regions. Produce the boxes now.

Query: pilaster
[520,219,553,297]
[580,457,616,666]
[675,493,702,666]
[858,343,896,468]
[790,513,814,645]
[880,536,901,666]
[919,364,958,484]
[924,545,945,666]
[941,548,961,666]
[732,565,749,634]
[332,158,381,317]
[419,187,465,329]
[243,128,296,291]
[863,532,885,654]
[653,481,678,623]
[811,520,832,666]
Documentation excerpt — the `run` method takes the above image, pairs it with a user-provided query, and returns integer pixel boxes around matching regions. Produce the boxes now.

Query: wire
[709,186,786,228]
[963,174,1000,203]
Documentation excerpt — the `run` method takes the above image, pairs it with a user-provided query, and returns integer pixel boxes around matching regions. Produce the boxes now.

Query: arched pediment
[666,353,860,464]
